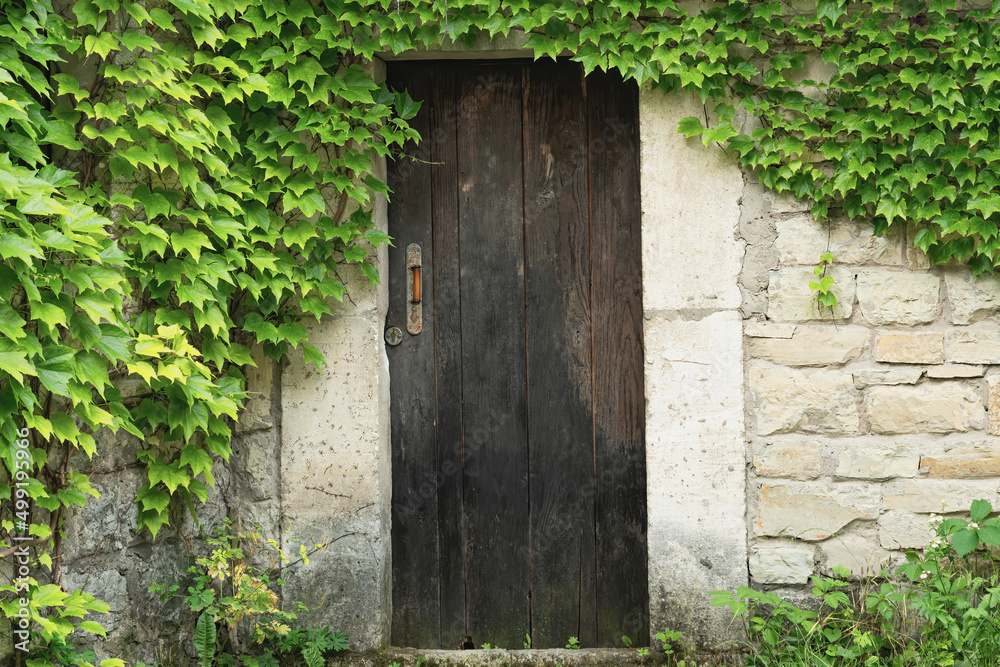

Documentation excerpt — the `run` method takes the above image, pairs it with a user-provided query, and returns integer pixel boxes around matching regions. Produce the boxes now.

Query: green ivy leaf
[49,412,79,443]
[137,484,171,514]
[302,342,325,370]
[912,129,944,156]
[179,445,213,477]
[171,229,212,262]
[77,621,108,636]
[0,234,43,263]
[147,459,191,494]
[284,189,326,217]
[969,195,1000,219]
[677,116,704,138]
[33,584,69,607]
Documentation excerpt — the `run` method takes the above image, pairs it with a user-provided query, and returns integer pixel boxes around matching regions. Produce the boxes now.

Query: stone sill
[327,647,697,666]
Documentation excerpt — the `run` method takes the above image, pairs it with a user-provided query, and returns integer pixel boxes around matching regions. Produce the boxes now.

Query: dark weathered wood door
[386,60,646,651]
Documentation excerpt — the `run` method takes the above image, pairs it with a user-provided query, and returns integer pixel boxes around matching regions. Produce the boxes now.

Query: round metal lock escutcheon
[384,327,403,346]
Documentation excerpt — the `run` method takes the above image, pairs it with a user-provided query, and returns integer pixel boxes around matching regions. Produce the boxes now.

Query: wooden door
[385,60,646,650]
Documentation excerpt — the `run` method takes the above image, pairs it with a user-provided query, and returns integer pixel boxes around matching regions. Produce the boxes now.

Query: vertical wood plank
[457,63,531,650]
[522,60,598,649]
[587,68,649,647]
[428,66,468,649]
[386,64,441,649]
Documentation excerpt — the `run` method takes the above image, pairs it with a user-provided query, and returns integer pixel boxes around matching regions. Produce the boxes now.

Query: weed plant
[709,500,1000,667]
[150,519,347,667]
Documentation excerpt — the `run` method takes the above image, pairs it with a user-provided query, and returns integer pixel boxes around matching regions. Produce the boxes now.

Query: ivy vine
[0,0,998,656]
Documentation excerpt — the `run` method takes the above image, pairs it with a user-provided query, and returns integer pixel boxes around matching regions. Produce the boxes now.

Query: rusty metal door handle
[406,243,422,334]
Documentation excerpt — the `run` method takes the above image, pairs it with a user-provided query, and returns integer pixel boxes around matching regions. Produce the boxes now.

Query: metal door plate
[406,243,422,335]
[385,327,403,346]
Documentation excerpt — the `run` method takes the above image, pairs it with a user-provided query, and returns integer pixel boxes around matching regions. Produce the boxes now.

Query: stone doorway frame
[278,37,749,651]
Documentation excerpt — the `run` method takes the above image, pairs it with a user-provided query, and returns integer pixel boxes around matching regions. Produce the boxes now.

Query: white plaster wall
[641,95,745,313]
[279,97,392,649]
[640,89,748,645]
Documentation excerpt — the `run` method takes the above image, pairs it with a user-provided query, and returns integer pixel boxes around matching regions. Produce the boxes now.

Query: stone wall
[19,268,389,666]
[10,47,1000,666]
[740,187,1000,588]
[1,59,388,666]
[14,342,287,666]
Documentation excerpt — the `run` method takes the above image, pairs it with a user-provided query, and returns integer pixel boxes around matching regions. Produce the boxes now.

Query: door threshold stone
[327,647,730,666]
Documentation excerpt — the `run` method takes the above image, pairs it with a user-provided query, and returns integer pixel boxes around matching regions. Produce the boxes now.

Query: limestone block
[333,255,383,316]
[748,325,869,366]
[750,366,860,435]
[836,444,920,480]
[123,540,194,649]
[883,479,1000,513]
[745,321,796,338]
[921,441,1000,478]
[230,429,279,502]
[739,184,777,320]
[945,271,1000,324]
[907,244,932,269]
[936,441,1000,458]
[755,483,880,541]
[753,441,822,480]
[60,470,140,561]
[644,311,748,645]
[852,369,923,389]
[879,511,935,549]
[114,377,146,399]
[923,453,1000,478]
[281,313,390,650]
[282,314,387,519]
[774,213,901,266]
[873,333,944,364]
[242,500,282,572]
[926,365,986,379]
[866,384,985,434]
[767,267,855,321]
[765,190,812,213]
[235,345,276,433]
[641,92,743,311]
[820,533,891,577]
[750,545,815,584]
[947,331,1000,364]
[990,376,1000,436]
[856,270,940,326]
